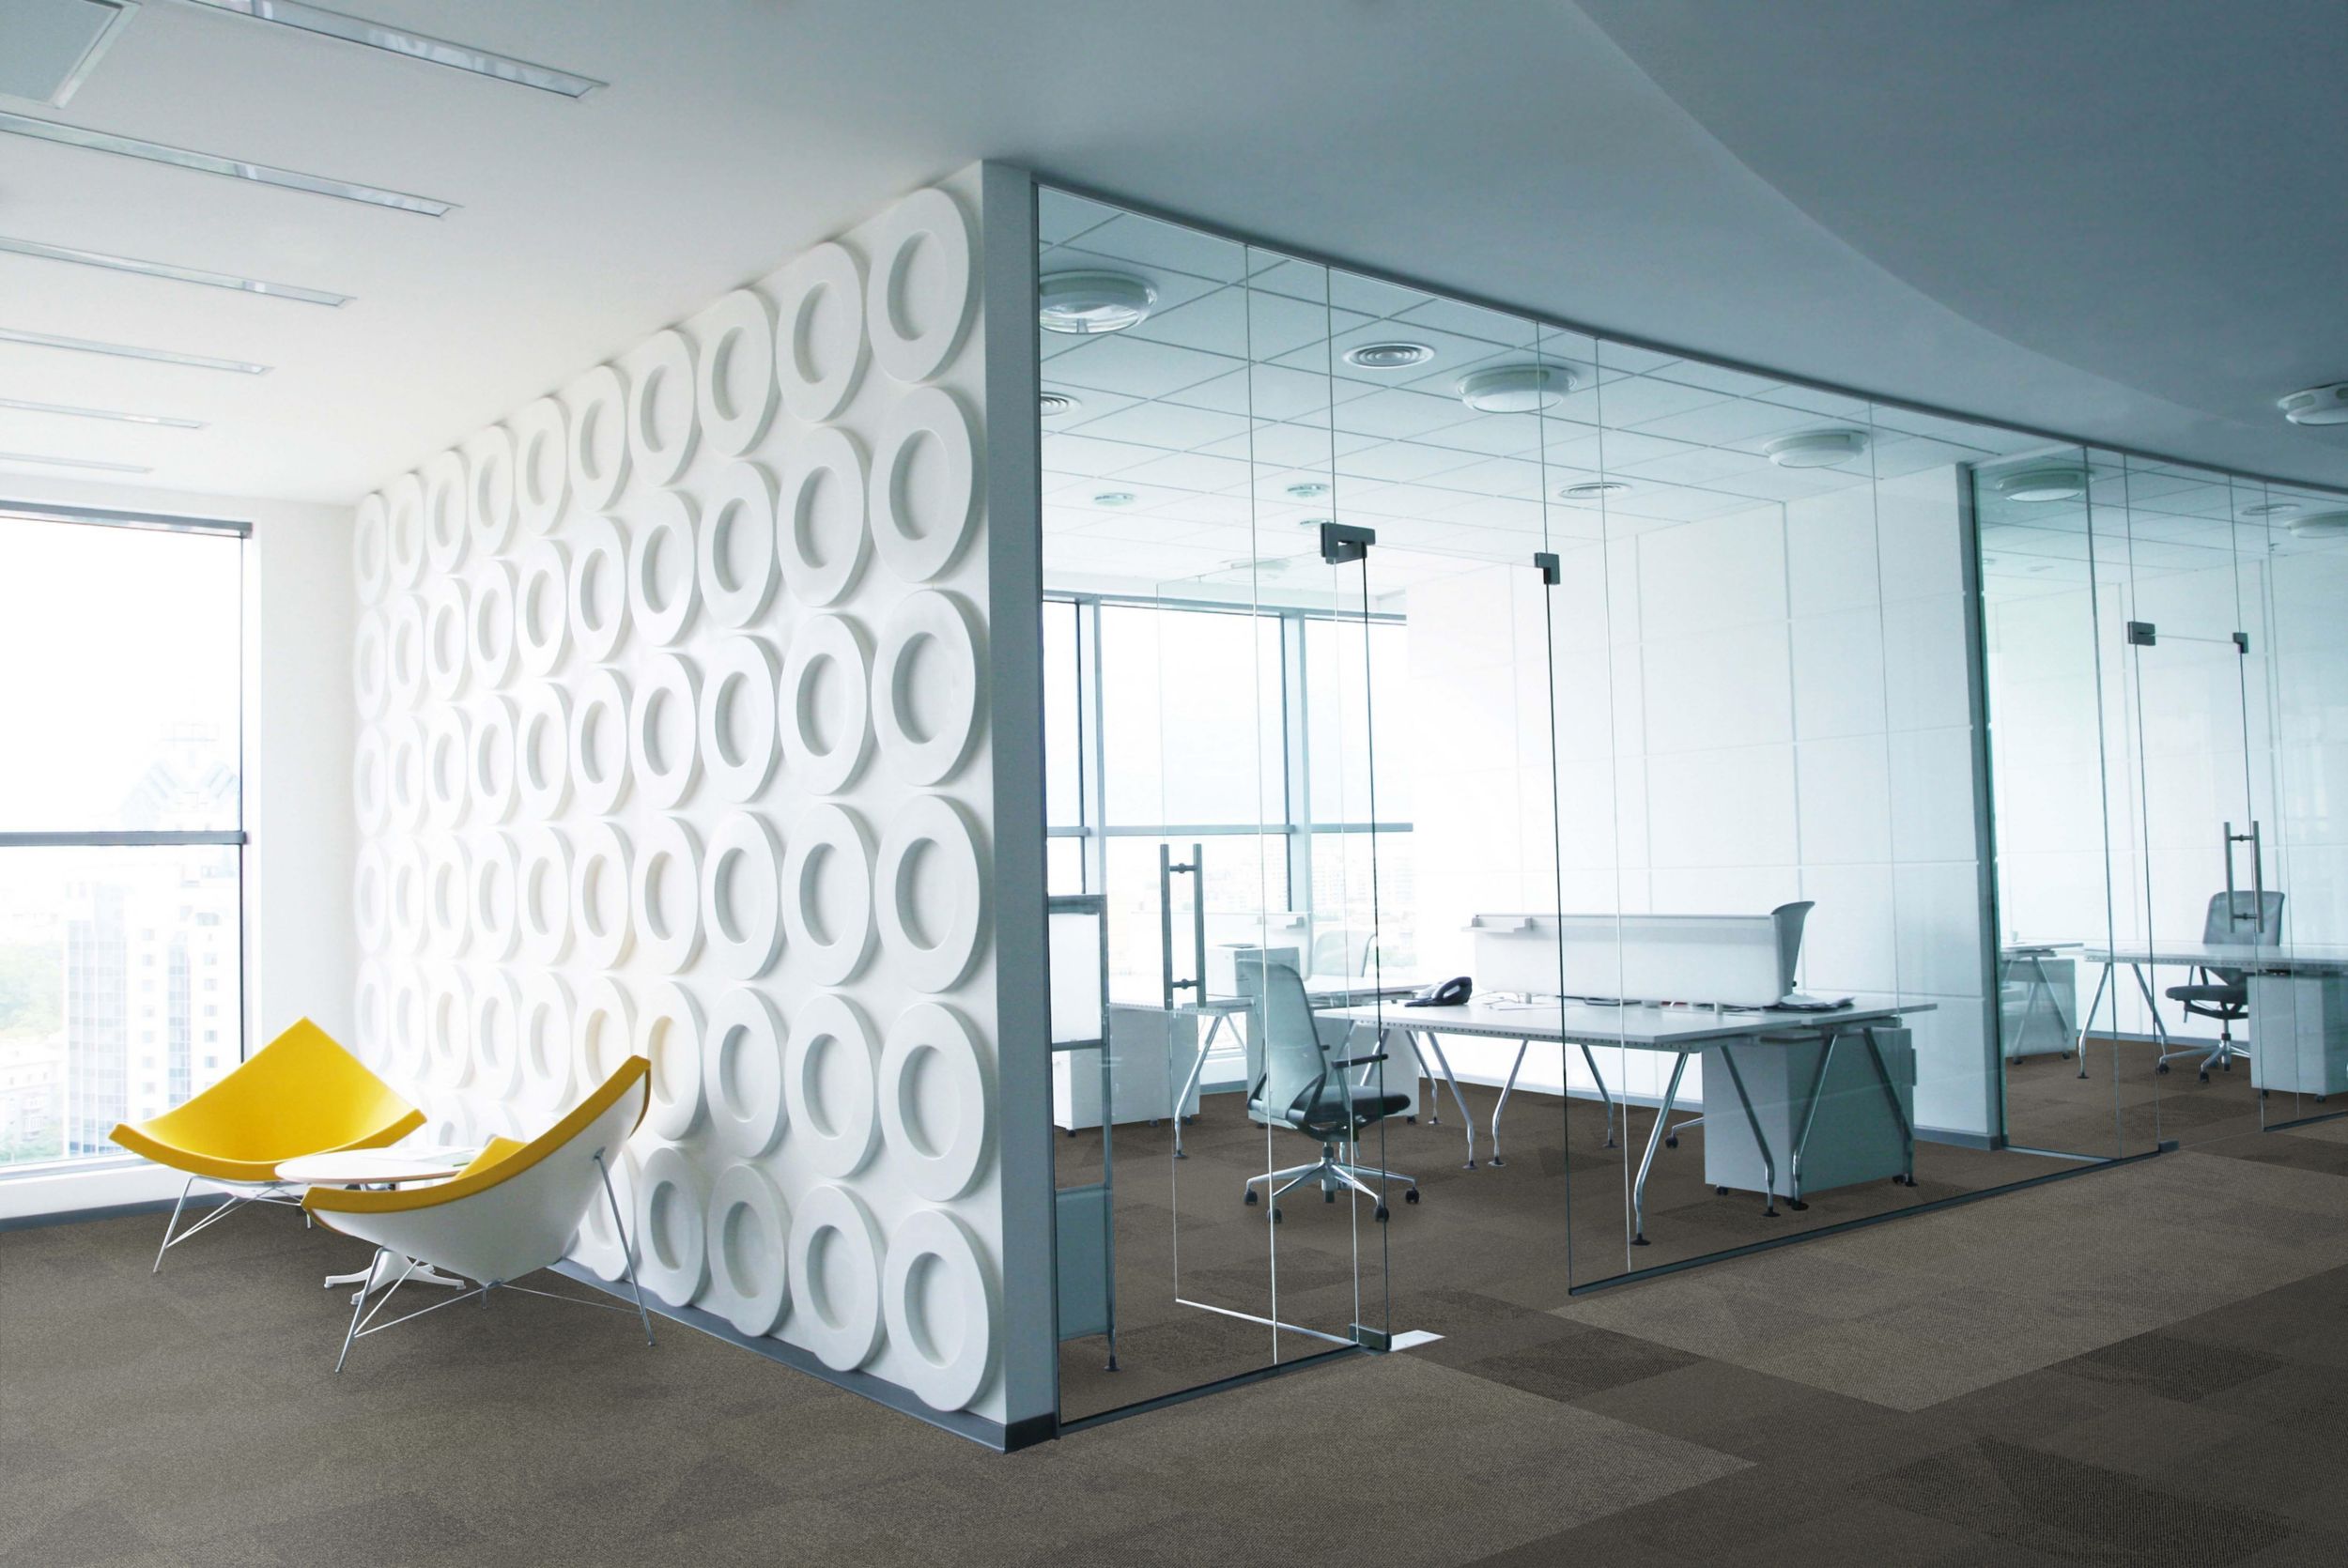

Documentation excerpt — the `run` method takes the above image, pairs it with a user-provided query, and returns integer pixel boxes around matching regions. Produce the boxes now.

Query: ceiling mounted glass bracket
[1319,521,1375,565]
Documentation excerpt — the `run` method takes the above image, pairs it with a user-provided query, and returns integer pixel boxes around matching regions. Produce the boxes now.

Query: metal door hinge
[1533,551,1561,586]
[2125,621,2156,647]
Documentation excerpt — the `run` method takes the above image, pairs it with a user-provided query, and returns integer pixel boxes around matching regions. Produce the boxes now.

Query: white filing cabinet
[1703,1027,1915,1201]
[1053,1005,1206,1130]
[2250,976,2348,1098]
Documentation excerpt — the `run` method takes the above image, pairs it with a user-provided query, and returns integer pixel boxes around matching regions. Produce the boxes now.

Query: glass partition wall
[1035,182,2267,1426]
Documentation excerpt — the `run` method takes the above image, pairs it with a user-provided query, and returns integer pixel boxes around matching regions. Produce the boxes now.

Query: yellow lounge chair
[305,1055,655,1370]
[112,1018,424,1273]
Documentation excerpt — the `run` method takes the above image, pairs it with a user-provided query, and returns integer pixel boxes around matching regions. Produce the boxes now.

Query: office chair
[2158,891,2283,1083]
[1241,962,1418,1222]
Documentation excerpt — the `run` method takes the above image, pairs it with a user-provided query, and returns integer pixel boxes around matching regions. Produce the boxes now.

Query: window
[0,510,245,1169]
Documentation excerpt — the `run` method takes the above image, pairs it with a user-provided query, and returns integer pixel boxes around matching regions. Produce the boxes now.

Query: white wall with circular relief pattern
[349,169,1008,1421]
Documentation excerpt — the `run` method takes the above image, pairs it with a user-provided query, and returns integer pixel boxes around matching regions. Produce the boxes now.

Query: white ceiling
[2,0,2343,505]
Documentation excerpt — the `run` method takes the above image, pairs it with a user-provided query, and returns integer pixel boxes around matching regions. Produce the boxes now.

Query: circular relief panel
[704,1163,791,1336]
[469,561,517,689]
[879,1002,993,1201]
[516,971,576,1115]
[515,541,572,677]
[386,472,426,590]
[470,829,520,961]
[696,289,778,458]
[471,971,523,1101]
[513,397,570,535]
[423,837,473,959]
[702,986,786,1158]
[386,965,429,1084]
[697,462,779,628]
[389,840,427,954]
[865,187,976,387]
[570,820,635,969]
[422,706,473,831]
[353,724,389,835]
[387,594,428,712]
[780,424,871,607]
[354,841,389,954]
[874,794,987,993]
[868,386,979,584]
[424,966,473,1088]
[781,990,879,1176]
[881,1207,998,1412]
[423,449,470,575]
[780,803,874,986]
[423,577,471,702]
[354,493,390,606]
[627,489,701,647]
[779,613,873,795]
[566,514,631,665]
[570,667,633,816]
[570,1146,639,1282]
[629,653,703,809]
[772,240,869,424]
[786,1182,884,1371]
[871,590,982,786]
[467,425,518,556]
[636,1145,709,1307]
[469,695,519,826]
[639,979,706,1141]
[566,363,632,514]
[387,716,427,832]
[575,974,637,1089]
[701,637,780,804]
[355,958,390,1068]
[515,824,574,966]
[701,810,783,980]
[353,610,390,721]
[514,683,573,820]
[630,814,704,974]
[626,329,700,487]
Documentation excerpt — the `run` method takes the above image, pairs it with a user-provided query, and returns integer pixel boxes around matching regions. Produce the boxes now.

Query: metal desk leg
[1786,1029,1842,1210]
[1576,1042,1618,1149]
[2129,962,2170,1059]
[1412,1028,1476,1169]
[1171,1010,1232,1159]
[2076,961,2111,1079]
[1630,1053,1688,1247]
[1490,1040,1529,1166]
[1861,1025,1916,1187]
[1715,1043,1780,1218]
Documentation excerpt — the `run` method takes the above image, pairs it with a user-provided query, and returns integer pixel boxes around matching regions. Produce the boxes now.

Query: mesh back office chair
[2159,891,2283,1083]
[1242,962,1418,1221]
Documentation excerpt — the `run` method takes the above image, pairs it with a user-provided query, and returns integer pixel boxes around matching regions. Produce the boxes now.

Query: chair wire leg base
[598,1152,656,1347]
[152,1176,195,1274]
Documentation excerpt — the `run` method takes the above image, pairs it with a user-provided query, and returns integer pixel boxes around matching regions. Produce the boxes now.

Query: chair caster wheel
[1323,1189,1336,1204]
[1664,1137,1678,1149]
[2199,1072,2210,1084]
[1405,1115,1417,1124]
[1272,1208,1283,1224]
[1715,1185,1731,1196]
[1374,1206,1389,1222]
[1244,1190,1259,1206]
[2156,1062,2170,1074]
[1404,1189,1420,1204]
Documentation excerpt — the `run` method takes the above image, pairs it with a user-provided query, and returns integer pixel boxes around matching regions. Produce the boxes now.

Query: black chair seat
[2166,981,2245,1007]
[1250,1084,1410,1142]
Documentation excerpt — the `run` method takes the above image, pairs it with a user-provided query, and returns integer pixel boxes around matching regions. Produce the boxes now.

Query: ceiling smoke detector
[1559,480,1630,500]
[1039,391,1081,417]
[1995,466,2091,502]
[1459,363,1574,413]
[1038,271,1157,334]
[2278,382,2348,426]
[1345,341,1434,371]
[1764,429,1869,469]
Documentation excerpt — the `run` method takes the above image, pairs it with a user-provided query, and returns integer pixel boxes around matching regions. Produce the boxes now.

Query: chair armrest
[1333,1053,1389,1068]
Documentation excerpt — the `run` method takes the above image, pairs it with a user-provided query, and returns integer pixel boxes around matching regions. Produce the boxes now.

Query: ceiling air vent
[0,0,137,107]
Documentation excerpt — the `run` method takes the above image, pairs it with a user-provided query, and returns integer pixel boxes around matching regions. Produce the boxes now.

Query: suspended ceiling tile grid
[348,172,1009,1422]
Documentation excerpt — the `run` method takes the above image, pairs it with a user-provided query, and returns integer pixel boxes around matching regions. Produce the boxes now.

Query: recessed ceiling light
[0,109,453,216]
[183,0,602,97]
[1995,465,2091,502]
[1286,482,1330,500]
[0,234,348,305]
[0,449,150,474]
[2289,510,2348,539]
[1092,491,1137,507]
[1344,342,1433,371]
[1559,480,1630,500]
[1039,271,1157,335]
[0,325,269,375]
[0,395,201,429]
[1459,363,1574,413]
[2278,382,2348,426]
[0,0,136,107]
[1039,391,1081,417]
[2240,500,2301,518]
[1764,429,1870,469]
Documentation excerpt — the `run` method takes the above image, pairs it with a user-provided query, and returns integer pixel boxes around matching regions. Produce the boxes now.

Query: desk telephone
[1406,976,1473,1007]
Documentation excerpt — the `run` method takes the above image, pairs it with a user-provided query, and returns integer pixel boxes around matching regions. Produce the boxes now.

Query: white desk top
[276,1147,477,1186]
[1322,998,1929,1051]
[2077,941,2348,974]
[1166,976,1429,1016]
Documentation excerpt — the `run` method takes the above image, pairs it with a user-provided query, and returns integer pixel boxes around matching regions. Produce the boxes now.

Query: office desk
[1166,976,1429,1158]
[2070,941,2348,1081]
[1322,1000,1931,1244]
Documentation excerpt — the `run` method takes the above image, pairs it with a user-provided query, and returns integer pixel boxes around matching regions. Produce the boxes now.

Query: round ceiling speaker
[1559,480,1630,500]
[2239,500,2301,518]
[1038,270,1156,335]
[1039,391,1082,417]
[1764,429,1870,469]
[1458,363,1573,413]
[1994,465,2091,502]
[1345,341,1434,371]
[2288,510,2348,539]
[2278,382,2348,426]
